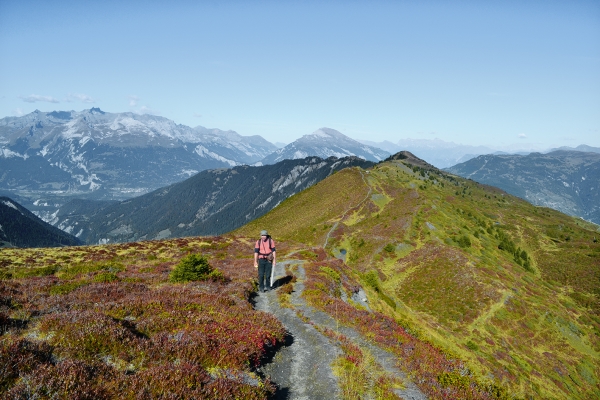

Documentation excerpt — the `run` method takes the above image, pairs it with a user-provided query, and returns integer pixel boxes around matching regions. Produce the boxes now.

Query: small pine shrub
[383,243,395,253]
[457,235,471,248]
[466,340,479,351]
[169,254,221,283]
[363,271,381,292]
[93,272,119,283]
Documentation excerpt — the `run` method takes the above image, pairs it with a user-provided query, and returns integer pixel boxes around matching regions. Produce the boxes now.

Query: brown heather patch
[0,236,285,398]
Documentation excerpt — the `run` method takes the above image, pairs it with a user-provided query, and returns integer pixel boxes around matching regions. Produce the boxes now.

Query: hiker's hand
[254,262,258,269]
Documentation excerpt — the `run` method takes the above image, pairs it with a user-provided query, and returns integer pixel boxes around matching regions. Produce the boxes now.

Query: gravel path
[255,259,427,400]
[255,260,342,400]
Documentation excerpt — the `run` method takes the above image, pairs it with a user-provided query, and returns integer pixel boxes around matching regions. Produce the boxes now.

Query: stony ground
[254,259,427,400]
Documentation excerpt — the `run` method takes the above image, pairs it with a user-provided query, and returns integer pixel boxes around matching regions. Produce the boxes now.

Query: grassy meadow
[237,160,600,399]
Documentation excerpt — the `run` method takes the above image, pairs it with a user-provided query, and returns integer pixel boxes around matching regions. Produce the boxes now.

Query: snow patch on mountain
[194,145,238,166]
[1,148,26,158]
[2,200,19,212]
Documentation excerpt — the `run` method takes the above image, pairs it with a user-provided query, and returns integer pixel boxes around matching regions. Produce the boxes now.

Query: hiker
[254,230,276,292]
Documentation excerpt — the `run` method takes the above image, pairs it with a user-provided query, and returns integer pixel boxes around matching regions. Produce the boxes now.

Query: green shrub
[93,272,119,283]
[363,270,381,292]
[12,265,59,279]
[363,270,396,310]
[438,372,470,390]
[320,267,340,283]
[457,235,471,248]
[169,254,221,283]
[60,262,123,280]
[383,243,395,253]
[49,282,87,295]
[466,340,479,351]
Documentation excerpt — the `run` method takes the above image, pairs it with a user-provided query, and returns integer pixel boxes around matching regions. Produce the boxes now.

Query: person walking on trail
[254,230,276,293]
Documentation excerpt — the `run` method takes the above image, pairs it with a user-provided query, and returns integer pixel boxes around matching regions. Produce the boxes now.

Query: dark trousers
[258,258,272,291]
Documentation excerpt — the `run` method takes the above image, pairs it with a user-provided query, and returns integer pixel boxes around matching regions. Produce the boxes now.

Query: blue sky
[1,0,598,149]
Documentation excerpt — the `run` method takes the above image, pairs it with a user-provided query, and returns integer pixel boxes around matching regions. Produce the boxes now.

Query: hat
[260,230,268,236]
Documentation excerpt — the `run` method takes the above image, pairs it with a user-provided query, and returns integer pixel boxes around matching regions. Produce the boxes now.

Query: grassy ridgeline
[236,158,600,399]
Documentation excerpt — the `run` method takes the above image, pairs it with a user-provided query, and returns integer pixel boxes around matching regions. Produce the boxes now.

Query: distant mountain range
[359,138,494,168]
[261,128,389,164]
[1,110,389,222]
[446,150,600,224]
[361,139,600,169]
[548,144,600,154]
[0,196,81,248]
[50,155,373,244]
[0,108,278,203]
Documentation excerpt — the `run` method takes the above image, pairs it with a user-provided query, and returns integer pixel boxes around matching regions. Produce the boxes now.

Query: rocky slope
[446,150,600,224]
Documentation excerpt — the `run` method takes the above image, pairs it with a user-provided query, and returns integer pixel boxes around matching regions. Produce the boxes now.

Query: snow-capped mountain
[0,108,278,205]
[260,128,389,164]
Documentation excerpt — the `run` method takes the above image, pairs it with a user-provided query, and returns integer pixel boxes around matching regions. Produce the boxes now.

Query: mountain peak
[305,127,345,139]
[260,127,390,164]
[386,151,437,169]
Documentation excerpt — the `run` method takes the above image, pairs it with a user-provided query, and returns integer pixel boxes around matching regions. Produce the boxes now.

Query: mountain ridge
[0,196,82,248]
[236,152,600,399]
[446,149,600,224]
[52,155,374,244]
[0,108,278,202]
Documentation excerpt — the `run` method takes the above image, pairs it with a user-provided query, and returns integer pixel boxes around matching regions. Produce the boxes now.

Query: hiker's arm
[272,250,276,265]
[254,247,259,268]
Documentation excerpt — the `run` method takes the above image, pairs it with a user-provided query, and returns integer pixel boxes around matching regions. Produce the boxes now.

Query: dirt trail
[255,259,427,400]
[255,260,342,399]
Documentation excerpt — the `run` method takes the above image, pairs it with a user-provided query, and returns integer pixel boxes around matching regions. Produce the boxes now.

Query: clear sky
[1,0,599,149]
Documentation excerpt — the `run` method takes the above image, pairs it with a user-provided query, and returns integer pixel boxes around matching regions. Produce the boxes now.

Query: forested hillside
[0,197,82,248]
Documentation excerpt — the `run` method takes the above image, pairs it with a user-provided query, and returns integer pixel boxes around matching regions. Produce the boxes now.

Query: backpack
[256,237,275,261]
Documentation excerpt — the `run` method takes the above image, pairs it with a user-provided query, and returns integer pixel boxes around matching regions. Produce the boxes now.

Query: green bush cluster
[320,267,340,283]
[169,254,223,283]
[49,282,87,296]
[437,372,470,390]
[363,270,396,310]
[496,229,532,271]
[457,235,471,248]
[5,265,59,280]
[93,272,119,283]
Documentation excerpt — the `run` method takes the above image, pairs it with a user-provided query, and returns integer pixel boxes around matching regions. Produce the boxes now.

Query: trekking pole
[270,262,275,288]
